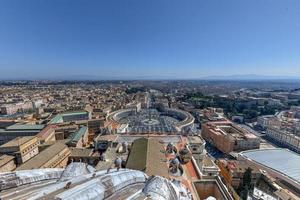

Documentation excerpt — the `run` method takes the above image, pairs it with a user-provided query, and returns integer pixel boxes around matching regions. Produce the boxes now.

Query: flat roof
[61,111,88,116]
[126,137,169,178]
[126,137,148,171]
[240,148,300,184]
[187,136,204,144]
[96,134,119,142]
[6,124,45,130]
[69,147,93,157]
[16,141,69,170]
[0,136,36,148]
[0,130,41,135]
[49,111,88,124]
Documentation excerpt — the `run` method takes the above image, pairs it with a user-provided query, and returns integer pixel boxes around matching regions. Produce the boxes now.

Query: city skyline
[1,1,300,198]
[1,0,300,79]
[1,80,300,200]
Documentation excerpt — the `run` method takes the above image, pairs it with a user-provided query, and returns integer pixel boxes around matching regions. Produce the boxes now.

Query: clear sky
[0,0,300,80]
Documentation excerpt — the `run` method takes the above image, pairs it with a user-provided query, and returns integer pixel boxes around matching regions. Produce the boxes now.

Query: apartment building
[266,126,300,153]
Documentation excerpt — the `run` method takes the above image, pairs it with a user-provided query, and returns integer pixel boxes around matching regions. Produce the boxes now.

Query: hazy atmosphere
[1,1,300,200]
[0,0,300,79]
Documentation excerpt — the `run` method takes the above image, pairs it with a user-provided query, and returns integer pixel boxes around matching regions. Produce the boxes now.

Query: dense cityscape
[0,80,299,200]
[1,0,300,199]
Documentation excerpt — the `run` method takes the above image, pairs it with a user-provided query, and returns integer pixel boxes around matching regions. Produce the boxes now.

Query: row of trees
[184,92,282,120]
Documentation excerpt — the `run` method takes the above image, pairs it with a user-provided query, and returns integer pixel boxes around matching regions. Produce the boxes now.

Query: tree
[240,187,249,200]
[243,168,253,189]
[238,167,253,200]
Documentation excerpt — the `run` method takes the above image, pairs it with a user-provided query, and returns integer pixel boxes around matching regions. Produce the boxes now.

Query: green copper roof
[67,126,87,143]
[49,111,88,124]
[6,124,45,130]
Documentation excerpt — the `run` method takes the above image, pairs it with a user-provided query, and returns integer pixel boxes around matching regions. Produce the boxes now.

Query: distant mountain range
[200,74,300,81]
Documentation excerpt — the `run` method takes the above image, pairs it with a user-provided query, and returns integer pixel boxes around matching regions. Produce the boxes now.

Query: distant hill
[200,74,300,80]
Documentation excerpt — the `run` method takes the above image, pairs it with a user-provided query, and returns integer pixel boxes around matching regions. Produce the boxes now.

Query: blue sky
[0,0,300,79]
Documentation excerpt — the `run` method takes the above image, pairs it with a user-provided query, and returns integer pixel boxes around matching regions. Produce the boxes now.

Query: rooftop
[49,114,64,124]
[187,136,204,144]
[0,163,191,200]
[240,148,300,185]
[67,126,87,143]
[0,136,37,148]
[218,159,260,173]
[126,137,169,178]
[5,124,45,131]
[96,134,119,142]
[69,147,93,157]
[49,111,88,124]
[36,125,56,139]
[16,141,69,170]
[206,121,258,140]
[0,154,15,167]
[0,130,41,134]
